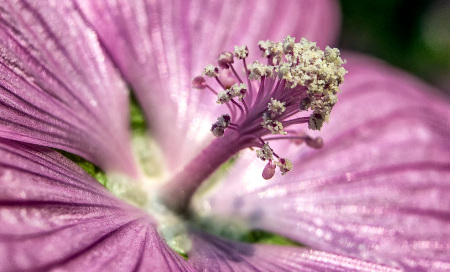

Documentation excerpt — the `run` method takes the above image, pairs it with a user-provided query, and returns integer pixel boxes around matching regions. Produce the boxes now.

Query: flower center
[197,36,346,178]
[160,36,347,212]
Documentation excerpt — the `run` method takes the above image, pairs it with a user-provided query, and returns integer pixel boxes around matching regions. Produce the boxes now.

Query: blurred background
[339,0,450,94]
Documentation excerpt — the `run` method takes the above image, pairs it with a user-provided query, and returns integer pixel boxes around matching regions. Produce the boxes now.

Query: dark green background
[339,0,450,94]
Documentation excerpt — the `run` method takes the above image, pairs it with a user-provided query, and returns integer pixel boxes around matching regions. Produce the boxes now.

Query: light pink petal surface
[0,1,136,176]
[198,54,450,271]
[0,139,194,272]
[76,0,340,172]
[189,232,399,272]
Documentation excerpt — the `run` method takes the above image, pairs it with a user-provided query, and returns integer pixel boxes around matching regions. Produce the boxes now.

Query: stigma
[193,36,347,180]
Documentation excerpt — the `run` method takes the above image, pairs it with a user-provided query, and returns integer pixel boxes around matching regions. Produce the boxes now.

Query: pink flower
[0,1,449,271]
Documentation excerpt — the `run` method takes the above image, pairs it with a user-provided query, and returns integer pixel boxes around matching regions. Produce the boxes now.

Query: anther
[308,112,326,131]
[203,64,220,77]
[218,52,234,69]
[270,130,324,149]
[305,136,323,149]
[299,97,311,111]
[217,90,232,104]
[256,143,274,161]
[268,98,286,117]
[262,117,287,135]
[248,61,265,80]
[210,114,231,137]
[192,76,206,89]
[282,35,295,54]
[276,158,293,175]
[258,40,273,57]
[233,45,249,59]
[230,83,247,101]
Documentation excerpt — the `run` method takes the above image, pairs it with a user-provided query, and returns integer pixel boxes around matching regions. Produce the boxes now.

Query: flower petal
[76,0,340,171]
[0,1,136,176]
[0,139,194,271]
[188,232,399,272]
[196,55,450,270]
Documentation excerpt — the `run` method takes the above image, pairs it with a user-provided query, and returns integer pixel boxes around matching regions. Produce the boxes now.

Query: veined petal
[197,55,450,271]
[0,1,136,176]
[189,232,399,272]
[0,139,194,271]
[75,0,340,172]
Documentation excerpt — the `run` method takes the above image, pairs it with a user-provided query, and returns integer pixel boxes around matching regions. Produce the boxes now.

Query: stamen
[282,35,296,54]
[265,133,324,150]
[217,52,234,69]
[248,61,267,80]
[308,112,326,131]
[233,45,249,59]
[210,114,231,137]
[258,40,273,58]
[306,136,324,149]
[231,83,247,101]
[268,98,286,116]
[162,36,347,212]
[261,116,286,135]
[214,77,226,89]
[276,158,293,175]
[282,116,310,127]
[216,90,233,104]
[264,130,324,150]
[203,64,220,78]
[194,36,346,180]
[242,58,254,100]
[192,76,206,89]
[205,85,218,95]
[231,83,249,115]
[256,142,274,161]
[229,64,243,84]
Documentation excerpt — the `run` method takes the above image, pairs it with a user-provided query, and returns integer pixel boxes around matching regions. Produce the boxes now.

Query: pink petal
[197,54,450,270]
[0,140,194,271]
[75,0,340,172]
[0,1,136,176]
[189,232,399,272]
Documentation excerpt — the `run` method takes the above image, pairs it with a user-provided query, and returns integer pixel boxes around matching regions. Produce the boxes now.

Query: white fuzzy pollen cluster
[283,36,295,53]
[232,83,247,101]
[248,61,274,80]
[261,98,287,135]
[217,91,232,104]
[277,158,293,175]
[260,36,347,130]
[261,118,286,135]
[203,64,220,77]
[268,98,286,116]
[258,40,272,57]
[216,83,248,104]
[259,40,284,65]
[210,114,231,137]
[256,142,274,161]
[233,45,249,59]
[193,36,346,180]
